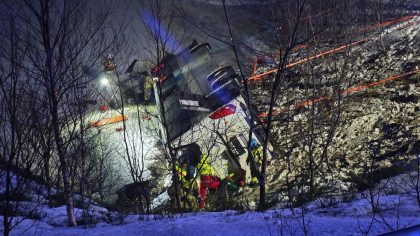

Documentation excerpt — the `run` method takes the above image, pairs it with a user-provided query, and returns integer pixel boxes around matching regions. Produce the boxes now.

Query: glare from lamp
[100,77,109,86]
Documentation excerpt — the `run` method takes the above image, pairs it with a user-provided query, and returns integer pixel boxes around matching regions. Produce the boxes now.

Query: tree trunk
[51,92,77,226]
[4,166,11,236]
[259,170,266,210]
[170,148,181,212]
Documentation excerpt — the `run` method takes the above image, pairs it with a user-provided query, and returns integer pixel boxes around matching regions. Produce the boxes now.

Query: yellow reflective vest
[197,154,216,176]
[144,76,154,89]
[175,165,186,177]
[175,165,190,189]
[251,146,263,165]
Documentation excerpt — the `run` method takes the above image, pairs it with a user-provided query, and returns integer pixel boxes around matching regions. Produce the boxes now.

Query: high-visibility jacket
[144,76,154,89]
[251,146,263,165]
[197,154,216,176]
[175,165,191,189]
[175,165,187,177]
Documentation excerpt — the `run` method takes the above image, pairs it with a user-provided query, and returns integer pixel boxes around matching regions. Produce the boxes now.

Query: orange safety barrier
[89,115,128,127]
[258,70,419,119]
[249,39,368,81]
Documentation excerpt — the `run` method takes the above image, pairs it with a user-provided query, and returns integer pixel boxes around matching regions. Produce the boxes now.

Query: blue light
[141,11,181,52]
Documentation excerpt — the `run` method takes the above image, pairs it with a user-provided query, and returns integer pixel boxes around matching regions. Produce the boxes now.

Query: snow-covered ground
[4,178,420,236]
[85,104,161,184]
[3,172,420,235]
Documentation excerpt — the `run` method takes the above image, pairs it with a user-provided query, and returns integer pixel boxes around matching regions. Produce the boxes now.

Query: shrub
[46,192,67,207]
[0,191,31,202]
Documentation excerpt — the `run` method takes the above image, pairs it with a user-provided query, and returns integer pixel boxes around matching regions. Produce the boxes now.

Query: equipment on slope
[89,115,127,127]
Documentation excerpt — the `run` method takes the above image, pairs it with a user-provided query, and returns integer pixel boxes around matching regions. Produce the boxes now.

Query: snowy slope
[4,184,420,236]
[4,172,420,235]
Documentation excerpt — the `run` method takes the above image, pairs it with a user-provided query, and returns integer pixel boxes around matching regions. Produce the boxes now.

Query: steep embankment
[247,16,419,205]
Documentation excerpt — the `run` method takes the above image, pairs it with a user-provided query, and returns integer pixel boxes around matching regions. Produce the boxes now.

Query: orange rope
[342,70,419,94]
[358,15,415,33]
[252,57,258,78]
[249,39,367,81]
[250,15,417,82]
[395,20,418,31]
[285,39,367,68]
[258,70,419,119]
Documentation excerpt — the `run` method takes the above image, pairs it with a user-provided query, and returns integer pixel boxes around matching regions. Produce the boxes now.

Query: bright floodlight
[100,77,109,86]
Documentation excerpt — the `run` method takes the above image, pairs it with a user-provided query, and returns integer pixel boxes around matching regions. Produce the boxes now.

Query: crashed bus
[152,41,270,188]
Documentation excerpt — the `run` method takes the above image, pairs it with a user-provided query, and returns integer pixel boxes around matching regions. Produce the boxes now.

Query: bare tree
[112,59,156,214]
[217,0,314,209]
[403,152,420,208]
[214,0,373,211]
[2,0,124,226]
[134,0,192,212]
[0,18,44,236]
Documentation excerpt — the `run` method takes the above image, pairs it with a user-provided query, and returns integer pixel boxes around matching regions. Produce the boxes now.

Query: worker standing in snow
[197,154,220,209]
[169,163,199,210]
[247,138,263,185]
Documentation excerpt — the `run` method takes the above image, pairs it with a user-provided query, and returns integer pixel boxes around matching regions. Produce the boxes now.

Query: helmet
[250,138,259,149]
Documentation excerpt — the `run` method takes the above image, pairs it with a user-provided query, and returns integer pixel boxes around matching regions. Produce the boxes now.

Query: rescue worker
[170,163,199,210]
[197,154,220,209]
[143,74,153,102]
[247,138,263,185]
[103,54,116,72]
[175,164,188,188]
[215,168,245,210]
[224,169,246,191]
